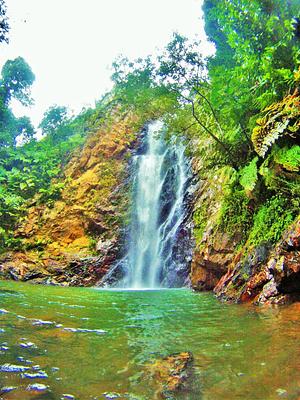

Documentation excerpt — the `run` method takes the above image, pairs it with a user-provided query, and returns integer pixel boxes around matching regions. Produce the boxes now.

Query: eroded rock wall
[0,111,141,285]
[215,217,300,304]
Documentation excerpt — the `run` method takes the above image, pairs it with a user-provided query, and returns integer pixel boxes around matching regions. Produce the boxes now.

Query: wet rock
[147,352,194,398]
[22,370,48,379]
[0,363,30,372]
[0,386,17,394]
[215,216,300,304]
[23,269,48,281]
[190,166,238,291]
[32,319,55,326]
[96,238,116,255]
[26,383,49,392]
[20,341,37,349]
[8,266,22,280]
[62,327,107,335]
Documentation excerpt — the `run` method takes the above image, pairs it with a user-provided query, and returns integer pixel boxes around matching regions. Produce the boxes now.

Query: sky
[0,0,213,127]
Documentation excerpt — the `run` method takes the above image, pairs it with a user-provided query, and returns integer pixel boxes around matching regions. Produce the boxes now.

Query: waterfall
[124,121,189,289]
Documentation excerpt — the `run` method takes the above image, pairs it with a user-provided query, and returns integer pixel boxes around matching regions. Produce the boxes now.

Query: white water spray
[125,121,188,288]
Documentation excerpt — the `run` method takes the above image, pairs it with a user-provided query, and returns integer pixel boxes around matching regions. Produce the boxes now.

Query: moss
[247,195,298,247]
[219,183,253,245]
[193,207,207,245]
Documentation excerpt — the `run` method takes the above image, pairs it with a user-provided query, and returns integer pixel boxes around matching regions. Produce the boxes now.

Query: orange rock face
[0,112,142,285]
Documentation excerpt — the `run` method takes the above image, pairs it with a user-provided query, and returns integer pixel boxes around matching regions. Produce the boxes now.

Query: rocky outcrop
[215,216,300,304]
[190,159,239,291]
[0,111,142,285]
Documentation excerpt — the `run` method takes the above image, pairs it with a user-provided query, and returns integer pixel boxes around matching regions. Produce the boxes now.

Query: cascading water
[124,120,190,289]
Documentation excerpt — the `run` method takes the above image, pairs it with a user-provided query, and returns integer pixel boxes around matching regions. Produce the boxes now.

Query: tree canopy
[0,0,9,44]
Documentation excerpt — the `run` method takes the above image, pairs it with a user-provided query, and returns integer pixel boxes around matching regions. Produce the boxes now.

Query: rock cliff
[0,111,141,285]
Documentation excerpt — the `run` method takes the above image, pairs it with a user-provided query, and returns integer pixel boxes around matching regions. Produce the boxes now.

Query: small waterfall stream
[125,121,189,288]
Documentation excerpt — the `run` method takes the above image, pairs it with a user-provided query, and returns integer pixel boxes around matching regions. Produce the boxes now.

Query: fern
[252,93,300,157]
[274,145,300,172]
[239,157,258,193]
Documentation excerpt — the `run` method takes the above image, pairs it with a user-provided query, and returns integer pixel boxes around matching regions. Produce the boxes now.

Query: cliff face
[190,160,300,304]
[190,160,237,291]
[0,111,140,285]
[189,93,300,305]
[214,217,300,304]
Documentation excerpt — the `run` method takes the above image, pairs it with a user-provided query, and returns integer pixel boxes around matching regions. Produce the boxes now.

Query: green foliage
[0,57,35,147]
[193,207,208,245]
[1,57,35,106]
[274,145,300,172]
[252,93,300,157]
[38,182,65,206]
[219,184,253,244]
[39,105,69,135]
[0,0,9,44]
[247,195,298,246]
[239,157,258,193]
[259,145,300,196]
[111,56,178,120]
[203,0,300,131]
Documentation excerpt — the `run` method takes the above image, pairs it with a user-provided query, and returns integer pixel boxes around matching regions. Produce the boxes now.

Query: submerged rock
[147,352,194,398]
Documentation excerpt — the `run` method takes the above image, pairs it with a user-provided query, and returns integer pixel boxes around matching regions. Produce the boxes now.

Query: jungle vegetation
[0,0,299,252]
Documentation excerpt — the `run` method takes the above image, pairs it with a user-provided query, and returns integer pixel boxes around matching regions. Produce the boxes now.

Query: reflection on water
[0,281,299,399]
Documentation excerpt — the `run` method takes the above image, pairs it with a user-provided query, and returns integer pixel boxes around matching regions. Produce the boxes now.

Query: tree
[39,105,74,143]
[0,0,9,44]
[39,105,69,134]
[0,57,35,146]
[111,56,177,119]
[15,116,35,144]
[1,57,35,105]
[157,33,236,162]
[203,0,300,125]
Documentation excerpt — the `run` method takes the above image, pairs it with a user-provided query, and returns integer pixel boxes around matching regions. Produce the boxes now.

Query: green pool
[0,281,299,399]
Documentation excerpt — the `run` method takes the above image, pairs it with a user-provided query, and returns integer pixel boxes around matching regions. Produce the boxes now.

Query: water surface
[0,281,299,399]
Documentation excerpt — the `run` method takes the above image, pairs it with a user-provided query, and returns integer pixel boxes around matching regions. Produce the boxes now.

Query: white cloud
[0,0,213,127]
